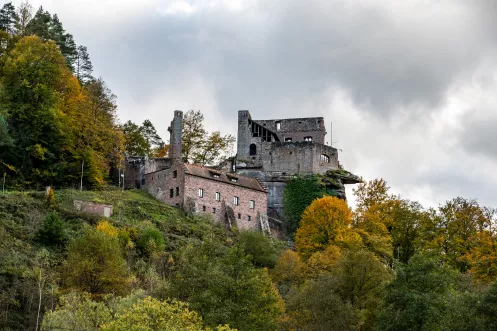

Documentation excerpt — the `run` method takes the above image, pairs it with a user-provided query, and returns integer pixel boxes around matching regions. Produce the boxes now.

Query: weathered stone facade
[126,109,359,237]
[234,110,357,221]
[128,111,268,232]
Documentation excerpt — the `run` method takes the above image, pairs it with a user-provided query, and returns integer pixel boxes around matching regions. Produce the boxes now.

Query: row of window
[198,189,255,208]
[201,205,253,221]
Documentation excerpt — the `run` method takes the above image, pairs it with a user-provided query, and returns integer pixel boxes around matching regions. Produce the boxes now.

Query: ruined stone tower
[168,110,183,160]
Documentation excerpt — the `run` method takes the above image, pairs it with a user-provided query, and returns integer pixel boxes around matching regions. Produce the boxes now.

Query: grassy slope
[0,188,234,256]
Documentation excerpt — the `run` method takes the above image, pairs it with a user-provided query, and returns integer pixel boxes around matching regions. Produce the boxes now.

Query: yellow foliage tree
[272,249,307,288]
[307,244,342,275]
[96,220,119,238]
[295,196,360,258]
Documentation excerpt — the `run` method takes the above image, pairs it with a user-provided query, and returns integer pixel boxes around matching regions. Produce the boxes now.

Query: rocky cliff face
[318,169,363,200]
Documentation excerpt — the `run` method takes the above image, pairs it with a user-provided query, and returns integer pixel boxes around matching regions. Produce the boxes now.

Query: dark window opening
[249,144,257,155]
[238,213,241,219]
[203,206,206,212]
[176,187,179,196]
[213,207,216,214]
[173,170,177,178]
[169,189,174,198]
[248,215,252,221]
[285,137,292,142]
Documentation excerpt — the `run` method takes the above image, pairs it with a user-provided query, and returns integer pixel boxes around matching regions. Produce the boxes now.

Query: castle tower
[237,110,251,157]
[168,110,183,160]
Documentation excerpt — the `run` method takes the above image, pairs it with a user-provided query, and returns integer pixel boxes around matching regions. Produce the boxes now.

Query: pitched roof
[183,163,267,192]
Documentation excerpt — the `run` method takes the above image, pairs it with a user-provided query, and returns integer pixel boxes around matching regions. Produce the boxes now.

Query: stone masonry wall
[254,117,326,144]
[144,163,185,207]
[183,174,267,231]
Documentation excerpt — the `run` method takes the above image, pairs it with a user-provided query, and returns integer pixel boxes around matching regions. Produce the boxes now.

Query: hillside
[0,189,284,331]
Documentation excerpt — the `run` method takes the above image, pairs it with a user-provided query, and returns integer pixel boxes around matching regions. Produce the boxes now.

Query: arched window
[320,154,330,163]
[249,143,257,155]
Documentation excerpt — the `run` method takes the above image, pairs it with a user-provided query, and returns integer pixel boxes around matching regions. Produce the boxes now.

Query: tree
[141,119,164,154]
[272,249,307,296]
[182,110,235,165]
[284,174,330,236]
[236,230,281,268]
[169,241,283,330]
[64,226,129,296]
[74,45,93,82]
[1,36,79,185]
[353,178,390,215]
[36,212,67,247]
[122,120,149,156]
[0,2,18,34]
[0,115,13,147]
[334,249,392,330]
[374,253,459,331]
[282,274,357,331]
[295,196,360,258]
[14,1,32,36]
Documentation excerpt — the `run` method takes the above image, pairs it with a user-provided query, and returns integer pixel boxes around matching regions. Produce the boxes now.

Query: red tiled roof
[183,163,267,192]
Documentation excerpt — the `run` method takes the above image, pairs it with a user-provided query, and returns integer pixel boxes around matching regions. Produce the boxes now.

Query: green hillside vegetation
[0,189,284,330]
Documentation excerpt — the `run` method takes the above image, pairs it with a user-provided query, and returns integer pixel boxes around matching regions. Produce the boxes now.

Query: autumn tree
[181,110,235,165]
[14,1,32,36]
[122,119,163,157]
[64,226,129,296]
[295,196,360,258]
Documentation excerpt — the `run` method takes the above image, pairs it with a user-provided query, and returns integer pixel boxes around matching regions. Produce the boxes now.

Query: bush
[138,226,165,256]
[237,230,280,268]
[36,212,67,247]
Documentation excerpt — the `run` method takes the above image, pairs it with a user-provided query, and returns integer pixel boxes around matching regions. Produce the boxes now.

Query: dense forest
[2,2,497,331]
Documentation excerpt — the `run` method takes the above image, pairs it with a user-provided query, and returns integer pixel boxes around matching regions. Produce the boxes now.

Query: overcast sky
[11,0,497,208]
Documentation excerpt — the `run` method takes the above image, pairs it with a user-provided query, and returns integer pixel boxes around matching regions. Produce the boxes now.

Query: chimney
[168,110,183,161]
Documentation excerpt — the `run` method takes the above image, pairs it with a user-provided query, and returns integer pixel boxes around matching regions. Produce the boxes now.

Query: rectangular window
[248,215,252,222]
[198,188,204,198]
[213,207,216,214]
[169,189,174,198]
[203,205,206,212]
[176,187,179,196]
[285,137,292,142]
[215,192,221,201]
[234,196,239,206]
[276,121,281,131]
[173,170,177,178]
[250,200,255,209]
[238,213,241,219]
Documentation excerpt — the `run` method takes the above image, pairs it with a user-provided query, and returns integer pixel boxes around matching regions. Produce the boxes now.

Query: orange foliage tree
[295,196,360,258]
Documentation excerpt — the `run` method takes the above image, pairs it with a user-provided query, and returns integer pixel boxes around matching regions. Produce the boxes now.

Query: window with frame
[213,207,216,214]
[234,196,239,206]
[198,188,204,198]
[248,215,252,222]
[169,189,174,198]
[276,121,281,131]
[215,192,220,201]
[285,137,292,142]
[176,187,179,196]
[249,200,255,209]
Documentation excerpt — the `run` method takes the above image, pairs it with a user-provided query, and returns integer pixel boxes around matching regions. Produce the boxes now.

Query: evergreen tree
[0,2,17,34]
[141,119,164,153]
[75,45,93,82]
